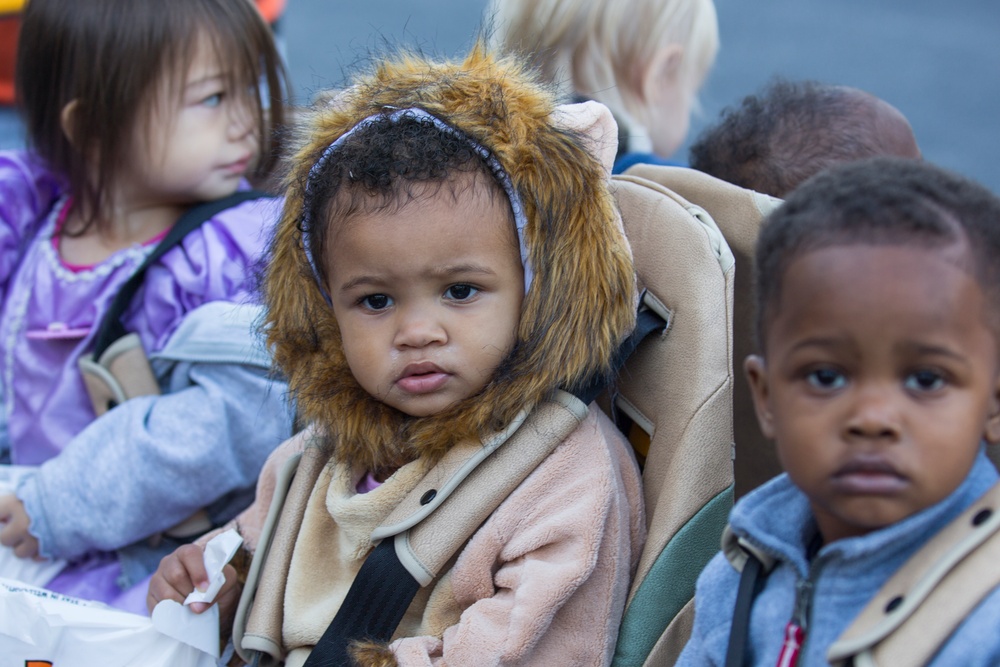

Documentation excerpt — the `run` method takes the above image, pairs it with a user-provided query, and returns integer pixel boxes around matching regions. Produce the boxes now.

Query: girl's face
[325,172,524,417]
[123,34,259,208]
[745,243,1000,544]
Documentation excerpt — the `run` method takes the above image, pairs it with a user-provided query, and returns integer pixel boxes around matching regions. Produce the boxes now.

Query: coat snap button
[972,508,993,526]
[420,489,437,505]
[885,596,904,613]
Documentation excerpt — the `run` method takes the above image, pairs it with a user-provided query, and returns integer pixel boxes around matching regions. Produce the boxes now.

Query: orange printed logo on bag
[26,661,54,667]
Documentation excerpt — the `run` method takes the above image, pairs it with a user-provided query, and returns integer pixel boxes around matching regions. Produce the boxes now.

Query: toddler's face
[325,172,524,417]
[745,243,1000,544]
[125,32,259,206]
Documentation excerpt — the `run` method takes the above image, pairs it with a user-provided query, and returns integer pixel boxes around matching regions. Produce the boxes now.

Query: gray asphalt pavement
[282,0,1000,193]
[2,1,996,192]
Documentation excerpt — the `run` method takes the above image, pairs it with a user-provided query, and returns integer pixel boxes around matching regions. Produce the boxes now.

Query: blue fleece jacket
[15,302,294,585]
[677,449,1000,666]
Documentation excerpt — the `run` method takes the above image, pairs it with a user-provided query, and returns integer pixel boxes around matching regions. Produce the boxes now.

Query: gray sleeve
[18,359,293,561]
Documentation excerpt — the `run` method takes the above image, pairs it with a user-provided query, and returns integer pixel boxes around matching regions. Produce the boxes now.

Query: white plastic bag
[0,465,67,586]
[0,579,217,666]
[0,529,243,666]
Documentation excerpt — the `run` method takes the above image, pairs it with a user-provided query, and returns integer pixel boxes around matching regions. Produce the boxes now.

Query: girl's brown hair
[16,0,288,235]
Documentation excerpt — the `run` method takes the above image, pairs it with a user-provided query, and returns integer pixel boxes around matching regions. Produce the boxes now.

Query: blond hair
[488,0,718,143]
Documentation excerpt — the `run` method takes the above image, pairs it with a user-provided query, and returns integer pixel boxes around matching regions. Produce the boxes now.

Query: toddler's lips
[831,458,907,495]
[396,363,450,394]
[221,155,252,175]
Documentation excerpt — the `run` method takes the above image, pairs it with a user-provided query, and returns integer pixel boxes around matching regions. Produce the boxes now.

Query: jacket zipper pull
[775,579,812,667]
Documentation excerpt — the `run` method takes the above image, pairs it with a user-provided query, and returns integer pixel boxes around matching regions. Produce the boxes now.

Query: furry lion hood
[264,46,637,471]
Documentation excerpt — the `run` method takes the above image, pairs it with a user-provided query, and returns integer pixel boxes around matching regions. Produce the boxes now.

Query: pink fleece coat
[227,47,645,667]
[228,403,644,666]
[383,406,645,666]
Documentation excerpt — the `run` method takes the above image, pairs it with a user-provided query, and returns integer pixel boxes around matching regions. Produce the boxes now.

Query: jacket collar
[725,448,1000,578]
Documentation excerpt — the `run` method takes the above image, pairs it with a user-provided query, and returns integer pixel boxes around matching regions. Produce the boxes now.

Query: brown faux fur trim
[349,639,398,667]
[264,45,636,471]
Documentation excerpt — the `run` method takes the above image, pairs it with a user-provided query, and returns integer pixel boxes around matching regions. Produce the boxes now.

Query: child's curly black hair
[689,79,917,198]
[755,156,1000,348]
[300,112,512,287]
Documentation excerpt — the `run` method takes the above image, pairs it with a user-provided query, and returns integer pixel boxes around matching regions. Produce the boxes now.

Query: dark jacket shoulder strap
[725,549,764,667]
[91,190,273,358]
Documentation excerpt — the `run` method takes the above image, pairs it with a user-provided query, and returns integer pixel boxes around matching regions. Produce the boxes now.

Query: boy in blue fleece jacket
[678,157,1000,666]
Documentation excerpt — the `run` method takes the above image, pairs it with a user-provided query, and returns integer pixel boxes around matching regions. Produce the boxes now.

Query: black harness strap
[90,190,272,359]
[303,539,420,667]
[302,304,668,667]
[572,307,667,405]
[725,552,765,667]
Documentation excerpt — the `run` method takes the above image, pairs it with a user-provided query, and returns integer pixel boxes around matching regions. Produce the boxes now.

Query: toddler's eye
[202,93,224,107]
[445,284,478,301]
[806,368,846,390]
[361,294,392,311]
[904,370,945,393]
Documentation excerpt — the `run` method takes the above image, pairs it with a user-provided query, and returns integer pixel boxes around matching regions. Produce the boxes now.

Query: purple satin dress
[0,151,277,610]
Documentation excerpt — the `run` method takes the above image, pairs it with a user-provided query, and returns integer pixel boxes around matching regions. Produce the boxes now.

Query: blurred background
[2,0,997,192]
[279,0,999,193]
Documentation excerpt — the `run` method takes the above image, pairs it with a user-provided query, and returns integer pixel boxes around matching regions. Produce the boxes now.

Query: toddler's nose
[393,307,447,348]
[845,386,902,441]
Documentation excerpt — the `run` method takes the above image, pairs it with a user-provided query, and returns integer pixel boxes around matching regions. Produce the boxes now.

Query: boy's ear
[744,355,776,439]
[984,375,1000,444]
[60,99,82,147]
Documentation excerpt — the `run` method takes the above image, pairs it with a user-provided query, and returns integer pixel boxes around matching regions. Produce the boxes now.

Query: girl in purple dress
[0,0,294,611]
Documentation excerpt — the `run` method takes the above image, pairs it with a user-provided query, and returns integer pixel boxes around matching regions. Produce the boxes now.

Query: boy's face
[745,243,1000,544]
[325,173,524,417]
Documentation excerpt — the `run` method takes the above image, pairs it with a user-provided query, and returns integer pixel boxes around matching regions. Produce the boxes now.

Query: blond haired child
[0,0,293,610]
[678,157,1000,665]
[488,0,718,172]
[149,46,645,665]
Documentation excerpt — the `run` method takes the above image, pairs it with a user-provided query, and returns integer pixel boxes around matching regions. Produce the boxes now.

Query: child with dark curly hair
[688,79,920,197]
[678,157,1000,666]
[148,46,645,666]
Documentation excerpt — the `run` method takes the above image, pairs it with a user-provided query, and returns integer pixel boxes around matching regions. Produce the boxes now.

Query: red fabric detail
[775,622,805,667]
[255,0,287,24]
[0,17,19,105]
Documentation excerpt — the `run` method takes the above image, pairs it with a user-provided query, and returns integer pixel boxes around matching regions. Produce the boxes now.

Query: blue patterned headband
[300,107,533,304]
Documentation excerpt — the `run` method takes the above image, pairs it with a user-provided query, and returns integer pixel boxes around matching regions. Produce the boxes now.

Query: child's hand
[147,543,240,622]
[0,494,40,559]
